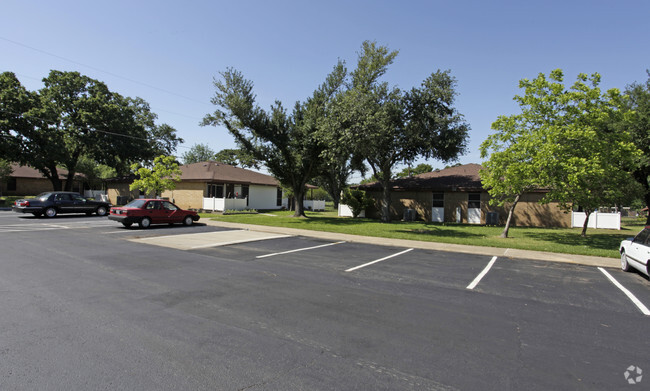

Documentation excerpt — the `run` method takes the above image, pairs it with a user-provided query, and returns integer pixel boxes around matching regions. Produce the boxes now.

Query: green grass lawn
[200,209,646,259]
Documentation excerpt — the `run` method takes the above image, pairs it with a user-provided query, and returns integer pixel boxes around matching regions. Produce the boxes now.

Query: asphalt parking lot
[0,211,648,390]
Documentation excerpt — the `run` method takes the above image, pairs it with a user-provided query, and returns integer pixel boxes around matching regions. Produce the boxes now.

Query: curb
[202,219,619,269]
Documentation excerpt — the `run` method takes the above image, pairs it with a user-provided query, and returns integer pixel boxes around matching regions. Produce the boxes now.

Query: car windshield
[124,199,147,208]
[35,192,52,201]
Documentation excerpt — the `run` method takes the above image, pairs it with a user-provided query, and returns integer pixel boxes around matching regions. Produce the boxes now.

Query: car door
[627,228,650,269]
[144,200,166,224]
[53,193,75,213]
[161,201,182,223]
[71,194,93,213]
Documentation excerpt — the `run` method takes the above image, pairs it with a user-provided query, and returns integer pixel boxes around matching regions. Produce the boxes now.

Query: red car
[109,199,200,228]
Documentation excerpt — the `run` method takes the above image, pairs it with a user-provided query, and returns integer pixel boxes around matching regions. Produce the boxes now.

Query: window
[7,177,16,191]
[226,184,235,198]
[55,193,72,201]
[468,193,481,209]
[207,184,224,198]
[162,201,178,211]
[634,229,650,245]
[276,187,283,206]
[432,193,444,208]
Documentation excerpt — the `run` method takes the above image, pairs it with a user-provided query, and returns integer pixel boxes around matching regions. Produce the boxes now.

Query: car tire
[122,222,132,228]
[139,217,151,229]
[96,206,108,216]
[44,207,57,218]
[183,215,194,226]
[621,251,631,272]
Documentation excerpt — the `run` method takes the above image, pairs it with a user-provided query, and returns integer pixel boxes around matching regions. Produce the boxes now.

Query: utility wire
[0,36,212,107]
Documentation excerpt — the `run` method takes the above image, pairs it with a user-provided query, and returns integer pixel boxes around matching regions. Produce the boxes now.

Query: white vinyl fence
[571,212,620,230]
[203,197,248,212]
[304,200,326,211]
[338,204,365,218]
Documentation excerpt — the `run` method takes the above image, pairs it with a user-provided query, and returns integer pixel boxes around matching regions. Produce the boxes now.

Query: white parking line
[466,256,498,290]
[345,248,414,272]
[256,241,346,259]
[598,267,650,316]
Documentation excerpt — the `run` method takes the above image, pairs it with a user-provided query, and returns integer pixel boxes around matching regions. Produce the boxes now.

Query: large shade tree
[625,72,650,224]
[0,71,182,191]
[340,41,470,222]
[481,69,639,236]
[203,62,347,217]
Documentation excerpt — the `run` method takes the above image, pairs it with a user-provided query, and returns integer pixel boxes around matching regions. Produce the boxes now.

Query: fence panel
[571,212,620,230]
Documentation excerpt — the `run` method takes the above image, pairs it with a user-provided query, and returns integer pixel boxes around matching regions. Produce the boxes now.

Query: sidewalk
[202,219,620,269]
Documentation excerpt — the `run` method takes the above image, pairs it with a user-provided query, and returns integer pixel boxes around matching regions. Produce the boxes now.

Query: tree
[624,72,650,224]
[129,155,182,197]
[395,163,433,178]
[203,62,347,217]
[182,143,216,164]
[0,71,182,190]
[481,69,640,237]
[214,148,259,168]
[0,159,12,196]
[341,188,373,218]
[341,41,470,222]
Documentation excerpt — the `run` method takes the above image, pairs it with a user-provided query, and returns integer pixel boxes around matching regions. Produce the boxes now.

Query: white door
[468,193,481,224]
[468,208,481,224]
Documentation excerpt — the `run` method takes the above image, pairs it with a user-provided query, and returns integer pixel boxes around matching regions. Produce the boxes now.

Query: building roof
[9,163,72,179]
[179,161,279,186]
[357,163,484,192]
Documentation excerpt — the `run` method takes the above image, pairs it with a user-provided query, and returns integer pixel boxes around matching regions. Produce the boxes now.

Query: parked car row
[12,192,110,217]
[12,192,200,229]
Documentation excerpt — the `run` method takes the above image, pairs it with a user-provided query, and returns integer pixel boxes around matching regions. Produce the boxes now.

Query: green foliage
[341,188,373,218]
[624,71,650,222]
[339,42,469,222]
[75,155,117,189]
[214,148,258,168]
[0,159,12,196]
[182,143,215,164]
[129,155,182,196]
[203,62,346,217]
[0,71,182,191]
[481,69,641,236]
[395,163,433,178]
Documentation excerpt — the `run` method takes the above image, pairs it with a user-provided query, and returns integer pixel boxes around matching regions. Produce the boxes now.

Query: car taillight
[16,201,29,207]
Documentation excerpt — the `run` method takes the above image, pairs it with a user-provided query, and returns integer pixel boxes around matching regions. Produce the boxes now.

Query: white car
[619,227,650,277]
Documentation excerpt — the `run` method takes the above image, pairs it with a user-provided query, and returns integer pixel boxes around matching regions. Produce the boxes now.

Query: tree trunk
[292,188,306,217]
[380,180,391,223]
[64,169,76,192]
[581,210,591,237]
[501,193,521,238]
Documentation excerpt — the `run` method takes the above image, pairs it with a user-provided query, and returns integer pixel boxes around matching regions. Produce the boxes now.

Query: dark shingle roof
[357,163,484,191]
[179,161,279,186]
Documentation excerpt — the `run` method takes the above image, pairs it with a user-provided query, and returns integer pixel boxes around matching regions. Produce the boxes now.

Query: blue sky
[2,0,649,180]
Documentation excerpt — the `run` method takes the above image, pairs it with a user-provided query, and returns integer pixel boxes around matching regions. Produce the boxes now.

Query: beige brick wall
[161,182,205,210]
[364,189,571,227]
[2,178,80,196]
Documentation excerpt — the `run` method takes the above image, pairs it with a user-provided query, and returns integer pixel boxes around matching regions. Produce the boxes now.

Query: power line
[0,108,193,150]
[0,36,212,107]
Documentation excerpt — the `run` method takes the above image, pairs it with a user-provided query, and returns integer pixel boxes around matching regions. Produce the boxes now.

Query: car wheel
[621,251,631,272]
[96,206,108,216]
[122,222,132,228]
[139,217,151,229]
[44,207,57,218]
[183,215,194,226]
